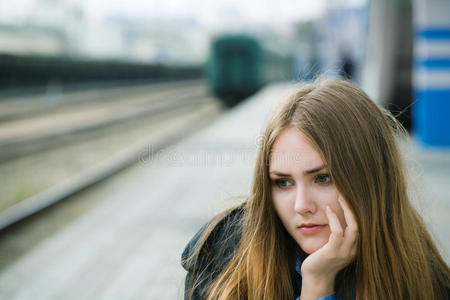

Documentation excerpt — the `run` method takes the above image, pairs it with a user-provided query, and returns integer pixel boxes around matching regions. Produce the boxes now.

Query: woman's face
[269,127,346,254]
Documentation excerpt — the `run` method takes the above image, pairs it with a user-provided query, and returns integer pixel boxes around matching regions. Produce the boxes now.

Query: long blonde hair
[186,79,450,299]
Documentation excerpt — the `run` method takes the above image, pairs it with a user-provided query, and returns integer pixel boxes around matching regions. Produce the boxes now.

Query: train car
[207,34,293,106]
[0,54,204,92]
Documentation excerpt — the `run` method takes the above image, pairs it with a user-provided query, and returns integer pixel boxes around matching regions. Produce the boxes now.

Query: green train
[207,34,293,106]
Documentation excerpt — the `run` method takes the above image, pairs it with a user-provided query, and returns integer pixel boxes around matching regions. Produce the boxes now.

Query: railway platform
[0,83,448,300]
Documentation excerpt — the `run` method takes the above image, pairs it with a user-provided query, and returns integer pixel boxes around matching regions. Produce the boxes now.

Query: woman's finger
[337,196,358,252]
[326,205,344,248]
[338,196,358,235]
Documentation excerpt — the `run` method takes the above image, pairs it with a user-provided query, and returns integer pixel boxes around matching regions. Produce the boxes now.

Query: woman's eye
[315,174,331,184]
[274,179,293,188]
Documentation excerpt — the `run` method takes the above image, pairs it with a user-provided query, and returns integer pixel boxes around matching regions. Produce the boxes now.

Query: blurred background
[0,0,448,299]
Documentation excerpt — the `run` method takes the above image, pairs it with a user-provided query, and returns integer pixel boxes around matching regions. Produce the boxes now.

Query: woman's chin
[299,240,327,254]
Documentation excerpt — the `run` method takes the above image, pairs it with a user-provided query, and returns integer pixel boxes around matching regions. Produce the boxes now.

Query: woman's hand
[300,195,358,300]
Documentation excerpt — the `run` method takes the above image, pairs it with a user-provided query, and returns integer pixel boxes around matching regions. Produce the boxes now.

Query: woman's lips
[299,224,327,234]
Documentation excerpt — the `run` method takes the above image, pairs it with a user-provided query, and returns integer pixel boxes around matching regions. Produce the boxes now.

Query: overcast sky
[0,0,326,29]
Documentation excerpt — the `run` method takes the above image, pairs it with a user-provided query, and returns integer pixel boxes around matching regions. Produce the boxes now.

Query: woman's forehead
[269,127,324,173]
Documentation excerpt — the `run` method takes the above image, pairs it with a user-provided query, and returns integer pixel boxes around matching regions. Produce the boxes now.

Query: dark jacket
[181,206,302,300]
[181,207,449,300]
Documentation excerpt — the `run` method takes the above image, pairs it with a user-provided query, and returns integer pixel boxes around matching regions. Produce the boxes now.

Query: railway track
[0,79,205,122]
[0,80,224,230]
[0,80,209,162]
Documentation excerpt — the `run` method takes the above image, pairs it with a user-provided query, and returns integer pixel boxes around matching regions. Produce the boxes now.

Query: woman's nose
[294,185,317,215]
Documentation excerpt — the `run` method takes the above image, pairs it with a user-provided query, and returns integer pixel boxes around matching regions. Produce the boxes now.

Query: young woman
[181,79,450,299]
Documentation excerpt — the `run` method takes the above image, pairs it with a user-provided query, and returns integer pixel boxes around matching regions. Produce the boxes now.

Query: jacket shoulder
[181,204,244,272]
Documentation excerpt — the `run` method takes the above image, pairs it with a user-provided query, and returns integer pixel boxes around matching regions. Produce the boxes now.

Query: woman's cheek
[320,188,346,228]
[313,186,336,208]
[314,188,343,219]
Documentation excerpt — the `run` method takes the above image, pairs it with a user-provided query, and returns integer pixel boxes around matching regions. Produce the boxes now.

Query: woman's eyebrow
[269,171,290,177]
[269,164,326,177]
[304,164,326,175]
